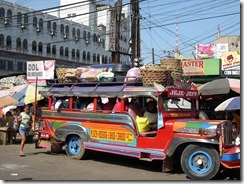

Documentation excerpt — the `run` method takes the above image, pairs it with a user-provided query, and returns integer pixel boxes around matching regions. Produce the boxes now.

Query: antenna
[218,24,220,37]
[176,15,178,53]
[175,12,179,57]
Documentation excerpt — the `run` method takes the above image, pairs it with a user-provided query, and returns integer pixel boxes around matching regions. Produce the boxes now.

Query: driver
[143,100,157,131]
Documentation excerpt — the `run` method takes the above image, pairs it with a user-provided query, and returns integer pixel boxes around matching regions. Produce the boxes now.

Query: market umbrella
[24,84,44,104]
[0,96,18,109]
[12,84,44,105]
[198,78,240,95]
[214,96,240,112]
[12,84,29,102]
[0,84,28,98]
[0,89,11,98]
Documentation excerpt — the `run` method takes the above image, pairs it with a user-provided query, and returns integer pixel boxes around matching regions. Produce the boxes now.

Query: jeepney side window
[54,97,70,112]
[163,97,192,111]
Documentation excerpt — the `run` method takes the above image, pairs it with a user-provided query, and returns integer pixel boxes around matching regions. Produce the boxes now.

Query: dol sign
[27,61,45,79]
[26,60,55,80]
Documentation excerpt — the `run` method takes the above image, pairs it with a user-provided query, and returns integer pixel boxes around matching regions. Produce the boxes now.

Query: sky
[5,0,241,64]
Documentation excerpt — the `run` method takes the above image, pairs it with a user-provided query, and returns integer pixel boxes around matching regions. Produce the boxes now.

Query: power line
[140,7,237,53]
[140,12,239,30]
[180,22,240,53]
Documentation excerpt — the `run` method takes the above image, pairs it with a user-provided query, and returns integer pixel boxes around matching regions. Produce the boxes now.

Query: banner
[107,10,116,52]
[196,44,214,59]
[214,43,228,59]
[26,60,55,85]
[181,59,220,76]
[221,51,240,76]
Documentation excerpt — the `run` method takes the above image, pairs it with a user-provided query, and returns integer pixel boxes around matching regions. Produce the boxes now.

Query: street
[0,138,240,181]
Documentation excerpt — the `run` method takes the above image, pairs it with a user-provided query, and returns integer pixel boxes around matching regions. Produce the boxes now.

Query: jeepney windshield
[163,97,193,111]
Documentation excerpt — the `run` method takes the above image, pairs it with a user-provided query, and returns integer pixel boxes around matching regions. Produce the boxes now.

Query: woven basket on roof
[160,59,183,81]
[140,64,171,87]
[56,68,78,83]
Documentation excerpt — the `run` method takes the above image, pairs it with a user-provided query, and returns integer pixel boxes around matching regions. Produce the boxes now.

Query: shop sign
[181,60,204,75]
[107,10,116,52]
[181,59,220,76]
[221,51,240,70]
[222,70,240,76]
[26,60,55,85]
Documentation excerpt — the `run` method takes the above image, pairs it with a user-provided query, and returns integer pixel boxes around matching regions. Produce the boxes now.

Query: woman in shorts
[18,105,32,156]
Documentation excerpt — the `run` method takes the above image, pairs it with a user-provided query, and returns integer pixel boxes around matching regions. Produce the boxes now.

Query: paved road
[0,138,240,181]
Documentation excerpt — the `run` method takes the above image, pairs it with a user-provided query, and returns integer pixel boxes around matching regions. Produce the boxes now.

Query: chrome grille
[223,123,232,145]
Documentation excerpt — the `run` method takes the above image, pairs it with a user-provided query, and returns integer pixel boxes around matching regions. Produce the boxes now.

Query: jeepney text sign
[168,88,198,99]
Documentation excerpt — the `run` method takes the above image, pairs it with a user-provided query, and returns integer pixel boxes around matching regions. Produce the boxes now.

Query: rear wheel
[180,144,220,180]
[65,135,86,160]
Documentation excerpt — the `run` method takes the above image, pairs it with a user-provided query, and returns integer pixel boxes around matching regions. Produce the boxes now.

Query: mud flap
[162,156,173,173]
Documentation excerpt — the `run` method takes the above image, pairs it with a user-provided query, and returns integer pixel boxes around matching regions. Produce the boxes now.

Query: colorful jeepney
[37,81,240,180]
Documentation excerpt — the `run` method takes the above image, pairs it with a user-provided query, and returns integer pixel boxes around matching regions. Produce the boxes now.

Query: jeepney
[37,81,240,180]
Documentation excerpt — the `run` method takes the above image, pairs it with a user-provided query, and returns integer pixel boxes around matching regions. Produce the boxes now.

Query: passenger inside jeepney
[103,98,117,111]
[79,97,93,110]
[143,100,158,131]
[55,98,70,112]
[112,98,129,113]
[73,97,92,110]
[128,98,143,121]
[86,97,102,111]
[73,97,82,109]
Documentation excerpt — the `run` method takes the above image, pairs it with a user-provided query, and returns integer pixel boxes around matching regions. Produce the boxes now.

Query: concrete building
[214,36,240,52]
[0,0,130,76]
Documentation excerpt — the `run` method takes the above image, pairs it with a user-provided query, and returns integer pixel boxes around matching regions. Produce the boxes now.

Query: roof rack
[40,77,160,98]
[46,76,143,88]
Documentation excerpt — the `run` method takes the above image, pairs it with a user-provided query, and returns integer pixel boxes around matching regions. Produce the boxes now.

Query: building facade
[0,0,130,76]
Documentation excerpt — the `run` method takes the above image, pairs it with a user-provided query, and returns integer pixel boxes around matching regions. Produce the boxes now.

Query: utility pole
[112,0,122,64]
[131,0,140,67]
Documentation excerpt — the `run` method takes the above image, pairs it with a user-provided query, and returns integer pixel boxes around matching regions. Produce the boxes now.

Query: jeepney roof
[39,82,161,98]
[39,82,198,99]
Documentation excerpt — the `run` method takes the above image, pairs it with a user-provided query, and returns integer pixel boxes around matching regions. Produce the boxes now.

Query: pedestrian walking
[18,105,32,156]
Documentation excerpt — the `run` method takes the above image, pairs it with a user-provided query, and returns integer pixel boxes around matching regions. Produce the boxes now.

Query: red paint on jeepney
[137,121,175,152]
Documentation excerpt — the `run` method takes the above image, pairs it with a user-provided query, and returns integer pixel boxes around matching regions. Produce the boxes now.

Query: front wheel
[65,135,86,160]
[180,144,220,180]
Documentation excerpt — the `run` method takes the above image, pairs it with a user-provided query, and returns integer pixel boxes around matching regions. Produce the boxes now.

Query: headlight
[235,134,240,146]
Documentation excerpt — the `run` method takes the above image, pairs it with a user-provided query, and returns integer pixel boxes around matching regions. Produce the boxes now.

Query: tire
[65,135,86,160]
[180,144,220,180]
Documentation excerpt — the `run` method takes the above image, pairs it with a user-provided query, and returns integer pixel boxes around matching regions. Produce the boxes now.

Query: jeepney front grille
[223,123,233,146]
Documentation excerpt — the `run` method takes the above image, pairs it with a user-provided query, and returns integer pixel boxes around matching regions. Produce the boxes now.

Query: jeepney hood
[171,119,223,136]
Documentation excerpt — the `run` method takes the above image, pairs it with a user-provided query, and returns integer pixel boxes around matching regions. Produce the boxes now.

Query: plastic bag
[97,72,114,82]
